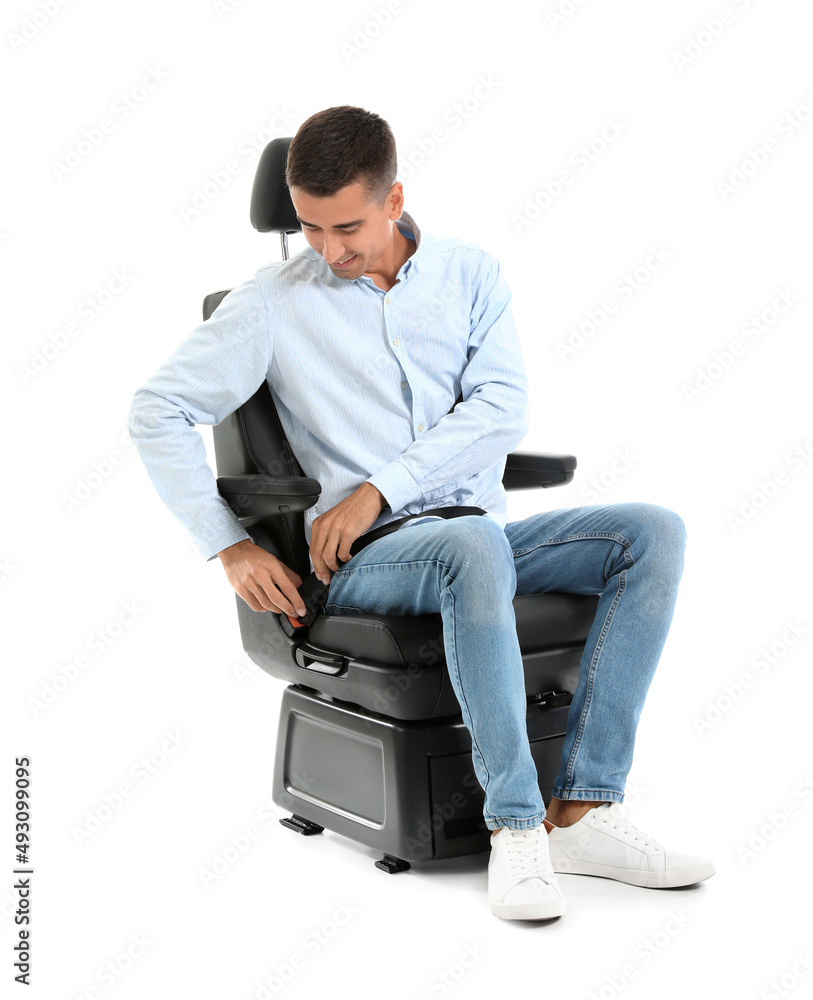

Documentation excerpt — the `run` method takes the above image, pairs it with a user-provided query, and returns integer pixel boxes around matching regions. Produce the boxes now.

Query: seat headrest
[250,136,301,234]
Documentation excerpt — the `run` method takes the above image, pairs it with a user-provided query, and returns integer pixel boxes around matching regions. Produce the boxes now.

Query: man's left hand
[310,482,386,584]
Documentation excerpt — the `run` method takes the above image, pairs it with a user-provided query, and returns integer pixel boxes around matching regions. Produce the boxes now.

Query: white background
[3,1,813,997]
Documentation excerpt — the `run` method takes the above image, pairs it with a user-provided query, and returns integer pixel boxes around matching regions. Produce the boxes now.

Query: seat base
[272,684,571,865]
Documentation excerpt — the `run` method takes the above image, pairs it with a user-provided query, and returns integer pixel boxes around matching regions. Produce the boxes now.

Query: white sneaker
[547,802,716,888]
[487,826,566,920]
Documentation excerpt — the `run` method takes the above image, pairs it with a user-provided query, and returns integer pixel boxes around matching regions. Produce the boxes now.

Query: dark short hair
[286,105,397,207]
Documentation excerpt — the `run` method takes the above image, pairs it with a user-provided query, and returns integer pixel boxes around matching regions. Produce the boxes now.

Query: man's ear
[387,181,405,220]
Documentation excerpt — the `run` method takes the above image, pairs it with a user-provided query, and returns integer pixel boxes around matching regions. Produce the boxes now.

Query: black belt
[290,505,487,627]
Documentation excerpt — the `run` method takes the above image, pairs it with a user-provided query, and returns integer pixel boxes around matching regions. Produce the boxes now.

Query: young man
[128,105,714,921]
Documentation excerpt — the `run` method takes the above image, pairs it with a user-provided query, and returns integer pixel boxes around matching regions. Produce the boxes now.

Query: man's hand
[218,539,306,615]
[310,482,386,584]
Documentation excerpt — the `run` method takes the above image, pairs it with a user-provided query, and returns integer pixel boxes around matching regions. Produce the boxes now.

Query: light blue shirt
[127,211,530,566]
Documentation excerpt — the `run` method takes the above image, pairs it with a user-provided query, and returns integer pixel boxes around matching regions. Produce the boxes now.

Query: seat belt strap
[288,390,477,628]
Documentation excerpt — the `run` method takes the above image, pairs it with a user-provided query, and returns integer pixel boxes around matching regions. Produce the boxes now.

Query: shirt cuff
[190,505,251,562]
[366,460,421,515]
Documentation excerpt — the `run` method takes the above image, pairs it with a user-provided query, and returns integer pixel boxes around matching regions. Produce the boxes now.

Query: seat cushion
[308,592,599,669]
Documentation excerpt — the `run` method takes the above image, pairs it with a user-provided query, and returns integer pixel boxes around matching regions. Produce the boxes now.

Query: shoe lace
[505,829,555,882]
[598,803,662,851]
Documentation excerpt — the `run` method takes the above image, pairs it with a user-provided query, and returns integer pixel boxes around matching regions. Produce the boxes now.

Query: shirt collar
[394,210,421,280]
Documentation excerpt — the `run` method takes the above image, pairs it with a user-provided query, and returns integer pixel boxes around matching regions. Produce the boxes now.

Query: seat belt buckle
[289,572,332,627]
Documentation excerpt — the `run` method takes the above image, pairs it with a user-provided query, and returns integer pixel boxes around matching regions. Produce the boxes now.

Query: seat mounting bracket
[279,814,324,836]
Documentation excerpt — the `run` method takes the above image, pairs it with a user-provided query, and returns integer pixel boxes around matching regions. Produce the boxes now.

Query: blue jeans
[321,502,687,831]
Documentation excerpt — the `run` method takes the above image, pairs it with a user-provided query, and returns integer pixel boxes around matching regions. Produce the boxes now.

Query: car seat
[208,137,599,873]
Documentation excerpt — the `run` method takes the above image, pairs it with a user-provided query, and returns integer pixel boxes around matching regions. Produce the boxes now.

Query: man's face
[289,180,401,280]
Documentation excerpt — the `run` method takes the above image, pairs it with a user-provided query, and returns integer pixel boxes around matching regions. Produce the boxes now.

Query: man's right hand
[218,538,306,617]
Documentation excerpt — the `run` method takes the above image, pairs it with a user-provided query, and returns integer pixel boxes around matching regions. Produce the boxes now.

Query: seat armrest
[217,474,321,518]
[502,452,577,490]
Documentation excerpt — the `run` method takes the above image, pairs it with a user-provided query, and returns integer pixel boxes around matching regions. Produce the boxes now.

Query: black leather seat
[209,137,599,872]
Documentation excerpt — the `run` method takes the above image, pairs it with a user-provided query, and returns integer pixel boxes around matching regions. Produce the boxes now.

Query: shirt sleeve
[367,252,530,513]
[127,273,272,562]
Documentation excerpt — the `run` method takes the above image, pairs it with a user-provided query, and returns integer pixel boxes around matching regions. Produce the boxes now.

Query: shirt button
[392,338,400,346]
[400,381,407,390]
[385,296,391,304]
[418,423,424,432]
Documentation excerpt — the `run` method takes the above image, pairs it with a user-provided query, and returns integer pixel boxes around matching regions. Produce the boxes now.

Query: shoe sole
[489,892,566,920]
[551,858,716,888]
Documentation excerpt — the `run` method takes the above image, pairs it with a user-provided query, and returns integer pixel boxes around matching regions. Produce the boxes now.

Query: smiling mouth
[332,255,357,268]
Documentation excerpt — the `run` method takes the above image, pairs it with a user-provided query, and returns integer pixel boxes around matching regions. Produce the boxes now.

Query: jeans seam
[563,566,628,793]
[550,787,625,802]
[331,558,452,577]
[445,567,494,811]
[511,529,637,795]
[324,559,451,614]
[511,530,634,558]
[486,811,544,830]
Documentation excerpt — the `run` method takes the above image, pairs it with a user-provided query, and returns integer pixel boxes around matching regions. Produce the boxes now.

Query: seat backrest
[210,137,311,577]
